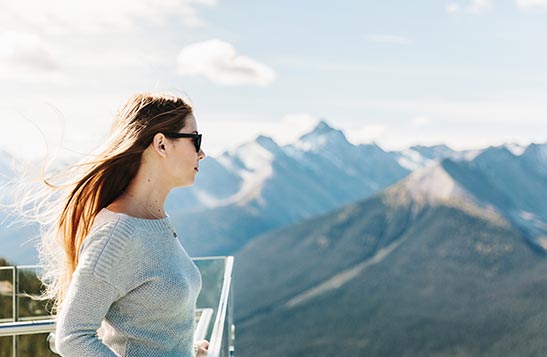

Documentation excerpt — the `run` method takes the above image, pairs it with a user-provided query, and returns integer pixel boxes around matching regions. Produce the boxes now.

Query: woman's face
[165,113,206,187]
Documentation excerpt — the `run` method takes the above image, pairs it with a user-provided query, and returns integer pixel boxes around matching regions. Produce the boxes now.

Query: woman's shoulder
[91,208,139,236]
[81,209,137,250]
[77,209,142,276]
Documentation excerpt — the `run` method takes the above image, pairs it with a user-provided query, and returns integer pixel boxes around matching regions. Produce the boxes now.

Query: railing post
[14,266,19,322]
[13,266,18,357]
[11,267,16,323]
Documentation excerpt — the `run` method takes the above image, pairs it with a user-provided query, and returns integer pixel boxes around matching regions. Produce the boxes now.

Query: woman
[39,93,208,356]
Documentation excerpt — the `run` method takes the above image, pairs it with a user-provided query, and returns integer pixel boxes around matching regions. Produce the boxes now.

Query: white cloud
[446,0,491,13]
[366,35,411,45]
[469,0,492,12]
[197,119,261,156]
[343,98,547,125]
[0,31,65,83]
[447,3,461,12]
[0,101,110,160]
[516,0,547,9]
[196,113,318,156]
[67,51,166,70]
[346,124,387,144]
[412,116,430,126]
[271,114,320,145]
[0,0,215,34]
[343,120,546,153]
[190,0,217,5]
[177,39,276,86]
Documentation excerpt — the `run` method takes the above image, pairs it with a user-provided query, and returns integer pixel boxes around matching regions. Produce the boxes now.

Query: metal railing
[0,257,235,356]
[0,308,214,353]
[0,319,56,336]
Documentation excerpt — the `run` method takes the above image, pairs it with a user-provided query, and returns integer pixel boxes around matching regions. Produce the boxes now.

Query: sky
[0,0,546,160]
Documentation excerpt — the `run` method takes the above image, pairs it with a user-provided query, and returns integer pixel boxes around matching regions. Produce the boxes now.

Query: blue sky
[0,0,546,159]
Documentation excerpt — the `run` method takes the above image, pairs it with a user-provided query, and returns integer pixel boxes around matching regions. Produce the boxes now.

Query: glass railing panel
[17,333,57,356]
[194,257,227,341]
[0,266,15,322]
[201,256,234,357]
[0,257,234,356]
[16,266,50,320]
[223,283,235,357]
[194,308,214,341]
[0,335,14,356]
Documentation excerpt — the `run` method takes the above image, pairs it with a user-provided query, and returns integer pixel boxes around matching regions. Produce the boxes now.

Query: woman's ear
[152,133,168,157]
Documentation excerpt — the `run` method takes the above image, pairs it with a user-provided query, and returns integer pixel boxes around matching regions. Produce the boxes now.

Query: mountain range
[1,120,455,263]
[172,122,412,255]
[233,146,547,356]
[1,121,546,355]
[0,121,544,264]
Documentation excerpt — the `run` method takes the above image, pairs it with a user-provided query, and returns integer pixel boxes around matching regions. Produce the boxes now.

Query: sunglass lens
[194,134,202,152]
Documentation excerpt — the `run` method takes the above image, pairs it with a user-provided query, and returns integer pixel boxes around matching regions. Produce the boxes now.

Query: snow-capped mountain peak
[392,144,484,171]
[212,136,278,206]
[306,120,335,135]
[233,142,273,172]
[398,163,475,206]
[295,120,350,152]
[396,148,437,171]
[501,143,527,156]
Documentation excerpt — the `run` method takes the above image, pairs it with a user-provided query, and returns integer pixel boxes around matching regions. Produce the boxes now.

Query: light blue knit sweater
[55,208,202,356]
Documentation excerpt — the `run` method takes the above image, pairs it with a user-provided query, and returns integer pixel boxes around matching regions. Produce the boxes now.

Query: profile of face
[161,113,206,188]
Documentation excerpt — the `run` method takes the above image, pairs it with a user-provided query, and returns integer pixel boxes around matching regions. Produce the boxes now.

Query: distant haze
[1,1,547,160]
[0,110,543,161]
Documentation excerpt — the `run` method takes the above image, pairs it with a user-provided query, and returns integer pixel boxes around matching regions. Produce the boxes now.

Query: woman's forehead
[182,113,197,131]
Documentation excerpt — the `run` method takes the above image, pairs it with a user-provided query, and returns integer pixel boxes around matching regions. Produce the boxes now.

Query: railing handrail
[0,319,55,337]
[195,308,214,342]
[0,308,215,338]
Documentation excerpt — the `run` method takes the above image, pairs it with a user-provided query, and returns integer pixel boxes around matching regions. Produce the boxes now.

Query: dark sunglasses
[163,132,202,152]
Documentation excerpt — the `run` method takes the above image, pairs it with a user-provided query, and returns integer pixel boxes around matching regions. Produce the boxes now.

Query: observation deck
[0,256,235,356]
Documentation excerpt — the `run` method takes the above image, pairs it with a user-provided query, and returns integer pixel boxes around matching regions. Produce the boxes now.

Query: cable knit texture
[55,208,202,357]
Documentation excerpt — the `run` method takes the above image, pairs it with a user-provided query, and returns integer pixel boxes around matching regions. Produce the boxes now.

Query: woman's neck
[119,192,167,219]
[108,167,171,219]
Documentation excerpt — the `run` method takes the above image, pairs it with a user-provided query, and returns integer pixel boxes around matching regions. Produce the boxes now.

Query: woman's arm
[55,268,121,356]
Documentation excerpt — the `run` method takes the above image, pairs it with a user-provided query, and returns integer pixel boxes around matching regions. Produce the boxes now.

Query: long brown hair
[22,93,193,314]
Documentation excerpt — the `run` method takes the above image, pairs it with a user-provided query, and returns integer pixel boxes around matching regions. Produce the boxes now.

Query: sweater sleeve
[55,272,120,357]
[55,269,122,356]
[55,219,133,357]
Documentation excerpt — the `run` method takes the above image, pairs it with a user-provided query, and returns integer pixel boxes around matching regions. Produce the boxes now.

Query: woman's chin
[176,177,195,188]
